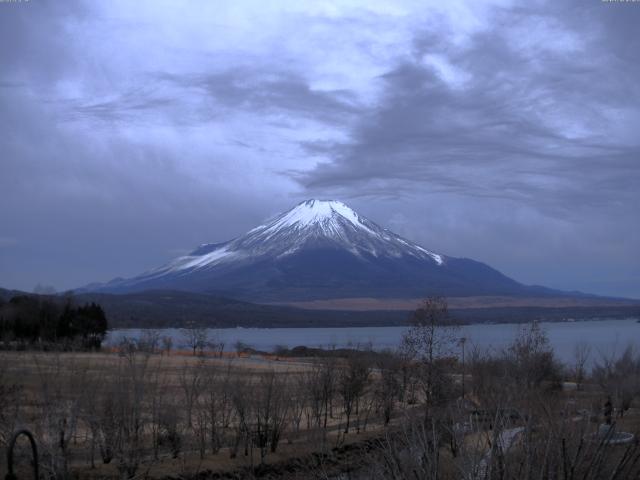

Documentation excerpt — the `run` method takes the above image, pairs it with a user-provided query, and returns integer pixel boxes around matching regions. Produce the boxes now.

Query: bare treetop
[402,297,460,364]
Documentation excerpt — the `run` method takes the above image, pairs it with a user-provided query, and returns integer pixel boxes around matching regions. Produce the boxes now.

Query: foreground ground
[1,340,640,479]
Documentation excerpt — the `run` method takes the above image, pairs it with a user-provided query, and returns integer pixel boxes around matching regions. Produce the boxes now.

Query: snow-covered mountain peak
[128,199,445,282]
[253,199,374,236]
[82,201,537,301]
[289,199,359,225]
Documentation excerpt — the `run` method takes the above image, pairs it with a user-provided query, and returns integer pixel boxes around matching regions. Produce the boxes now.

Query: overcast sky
[1,0,639,298]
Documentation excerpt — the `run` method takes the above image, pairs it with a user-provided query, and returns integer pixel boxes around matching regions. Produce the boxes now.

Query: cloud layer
[1,0,638,297]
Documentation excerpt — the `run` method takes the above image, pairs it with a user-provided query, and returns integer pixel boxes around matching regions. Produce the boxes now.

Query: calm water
[106,318,640,365]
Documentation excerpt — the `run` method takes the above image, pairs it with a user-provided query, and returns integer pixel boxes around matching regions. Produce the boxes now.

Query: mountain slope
[87,199,557,301]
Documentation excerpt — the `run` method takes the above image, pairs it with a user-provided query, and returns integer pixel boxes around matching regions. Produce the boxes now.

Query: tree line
[0,294,108,349]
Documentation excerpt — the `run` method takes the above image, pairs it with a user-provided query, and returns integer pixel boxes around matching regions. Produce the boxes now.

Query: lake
[106,318,640,365]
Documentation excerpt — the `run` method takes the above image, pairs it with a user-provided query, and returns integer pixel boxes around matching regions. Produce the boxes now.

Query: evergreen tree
[0,294,109,349]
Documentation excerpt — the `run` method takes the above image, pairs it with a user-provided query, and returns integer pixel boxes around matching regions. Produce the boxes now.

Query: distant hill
[72,290,409,328]
[2,287,637,329]
[72,290,640,328]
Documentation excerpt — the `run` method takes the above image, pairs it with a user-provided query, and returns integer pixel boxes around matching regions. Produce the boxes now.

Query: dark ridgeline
[72,289,640,329]
[0,294,108,349]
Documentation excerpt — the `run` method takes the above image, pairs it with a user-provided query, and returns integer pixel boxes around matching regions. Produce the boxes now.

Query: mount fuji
[88,199,558,301]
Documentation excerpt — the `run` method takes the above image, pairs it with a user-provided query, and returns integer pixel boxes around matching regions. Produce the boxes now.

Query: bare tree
[375,353,401,425]
[34,354,84,480]
[139,329,161,354]
[289,372,309,437]
[304,364,324,430]
[179,358,205,431]
[0,353,22,449]
[110,350,152,479]
[95,389,119,465]
[319,359,336,431]
[468,346,510,411]
[573,340,591,390]
[593,345,640,418]
[161,335,173,355]
[505,321,561,391]
[229,375,252,459]
[338,353,370,434]
[78,361,108,469]
[401,297,459,419]
[181,323,209,356]
[252,370,290,461]
[201,363,234,455]
[159,406,183,459]
[206,333,225,357]
[146,357,168,461]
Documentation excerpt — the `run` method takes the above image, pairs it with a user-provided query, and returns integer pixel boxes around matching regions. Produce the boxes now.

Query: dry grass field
[2,325,640,480]
[277,296,640,311]
[0,349,414,479]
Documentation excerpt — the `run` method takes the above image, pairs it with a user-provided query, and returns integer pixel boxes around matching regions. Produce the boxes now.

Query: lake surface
[106,318,640,365]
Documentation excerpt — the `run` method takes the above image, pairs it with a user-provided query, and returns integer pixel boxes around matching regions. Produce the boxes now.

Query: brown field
[0,349,414,480]
[273,295,640,311]
[2,338,640,480]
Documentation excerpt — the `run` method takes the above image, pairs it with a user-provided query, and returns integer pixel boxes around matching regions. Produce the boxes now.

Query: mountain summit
[89,199,544,300]
[184,199,443,268]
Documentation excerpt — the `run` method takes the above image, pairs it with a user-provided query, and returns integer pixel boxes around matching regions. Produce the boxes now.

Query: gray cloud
[290,1,640,296]
[0,0,638,298]
[155,70,361,121]
[298,27,640,215]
